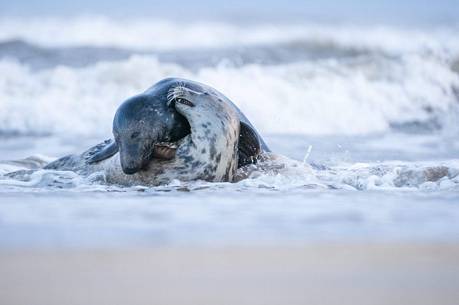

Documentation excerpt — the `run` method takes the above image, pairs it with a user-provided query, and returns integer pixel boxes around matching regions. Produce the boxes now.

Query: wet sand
[1,243,458,305]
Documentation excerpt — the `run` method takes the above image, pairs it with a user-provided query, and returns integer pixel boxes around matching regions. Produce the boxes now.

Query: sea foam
[0,53,458,136]
[0,17,458,136]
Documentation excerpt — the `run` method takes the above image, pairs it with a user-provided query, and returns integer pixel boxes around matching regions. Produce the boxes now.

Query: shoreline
[1,243,458,305]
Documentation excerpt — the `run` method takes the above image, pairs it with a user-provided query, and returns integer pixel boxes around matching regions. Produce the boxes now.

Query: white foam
[0,56,192,136]
[1,152,457,192]
[0,18,458,136]
[0,52,458,136]
[197,55,459,134]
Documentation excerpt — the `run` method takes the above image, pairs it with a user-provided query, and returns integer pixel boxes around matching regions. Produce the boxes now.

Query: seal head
[153,84,240,182]
[88,93,190,174]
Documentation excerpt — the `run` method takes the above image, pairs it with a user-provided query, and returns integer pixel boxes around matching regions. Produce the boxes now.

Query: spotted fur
[46,84,241,186]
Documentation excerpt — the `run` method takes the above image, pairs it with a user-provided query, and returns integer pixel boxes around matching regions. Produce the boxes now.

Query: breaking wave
[0,54,458,136]
[0,17,458,137]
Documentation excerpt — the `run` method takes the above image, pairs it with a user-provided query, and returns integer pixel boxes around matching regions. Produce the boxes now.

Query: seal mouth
[151,142,178,160]
[121,141,179,175]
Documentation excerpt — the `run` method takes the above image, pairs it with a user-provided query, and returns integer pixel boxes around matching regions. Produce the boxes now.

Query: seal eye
[131,131,140,139]
[176,98,195,107]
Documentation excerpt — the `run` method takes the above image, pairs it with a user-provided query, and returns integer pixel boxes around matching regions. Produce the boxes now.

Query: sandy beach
[1,243,458,305]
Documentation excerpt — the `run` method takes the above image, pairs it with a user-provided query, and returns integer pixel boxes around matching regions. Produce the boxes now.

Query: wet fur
[45,85,240,186]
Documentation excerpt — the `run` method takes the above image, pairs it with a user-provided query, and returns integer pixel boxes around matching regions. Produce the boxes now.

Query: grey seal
[45,84,241,185]
[45,78,269,185]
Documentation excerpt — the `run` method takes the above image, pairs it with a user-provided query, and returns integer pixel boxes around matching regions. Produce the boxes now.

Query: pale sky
[0,0,458,24]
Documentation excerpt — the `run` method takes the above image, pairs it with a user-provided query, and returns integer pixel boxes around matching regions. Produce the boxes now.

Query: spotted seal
[84,78,270,174]
[45,84,241,185]
[45,78,269,184]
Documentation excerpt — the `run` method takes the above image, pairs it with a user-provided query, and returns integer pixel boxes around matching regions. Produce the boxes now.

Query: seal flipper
[237,122,262,168]
[86,139,119,164]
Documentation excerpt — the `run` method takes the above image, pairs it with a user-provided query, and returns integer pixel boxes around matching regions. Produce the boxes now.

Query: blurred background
[0,0,458,139]
[2,0,459,24]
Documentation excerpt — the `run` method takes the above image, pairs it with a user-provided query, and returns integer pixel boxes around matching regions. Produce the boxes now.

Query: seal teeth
[155,142,178,149]
[152,142,177,160]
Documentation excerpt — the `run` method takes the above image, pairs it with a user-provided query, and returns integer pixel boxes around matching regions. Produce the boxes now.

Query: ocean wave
[0,50,458,136]
[0,39,372,70]
[1,18,458,136]
[0,16,459,55]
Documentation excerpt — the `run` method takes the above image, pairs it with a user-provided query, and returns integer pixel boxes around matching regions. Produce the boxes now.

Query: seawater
[0,17,458,247]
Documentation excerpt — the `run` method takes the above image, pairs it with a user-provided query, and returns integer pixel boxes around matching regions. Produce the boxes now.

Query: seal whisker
[167,85,189,105]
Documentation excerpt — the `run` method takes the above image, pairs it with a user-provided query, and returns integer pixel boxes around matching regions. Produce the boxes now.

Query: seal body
[46,85,240,186]
[104,85,239,185]
[45,78,269,185]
